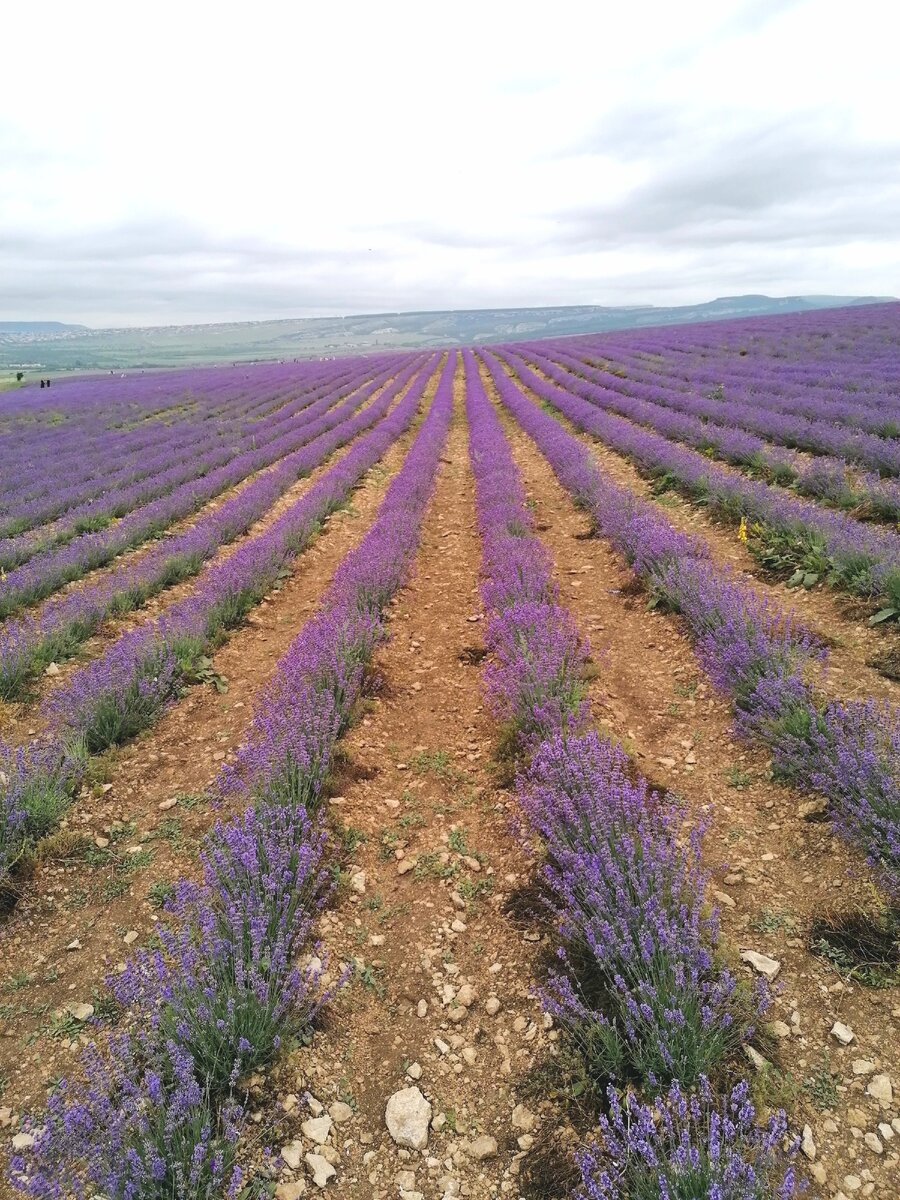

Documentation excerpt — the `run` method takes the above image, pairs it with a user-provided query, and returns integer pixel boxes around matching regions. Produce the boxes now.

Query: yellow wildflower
[738,516,748,543]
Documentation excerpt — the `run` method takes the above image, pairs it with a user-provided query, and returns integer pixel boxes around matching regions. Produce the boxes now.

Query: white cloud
[1,0,898,324]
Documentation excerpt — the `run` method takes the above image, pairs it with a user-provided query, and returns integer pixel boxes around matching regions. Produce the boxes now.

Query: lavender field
[2,303,900,1199]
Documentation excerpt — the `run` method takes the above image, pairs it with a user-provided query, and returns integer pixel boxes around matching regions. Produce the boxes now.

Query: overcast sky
[2,0,898,326]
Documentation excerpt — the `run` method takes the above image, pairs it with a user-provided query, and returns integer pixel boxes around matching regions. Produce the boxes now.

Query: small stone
[867,1075,893,1105]
[329,1101,353,1124]
[304,1152,336,1188]
[484,997,501,1016]
[434,1038,450,1054]
[455,984,476,1008]
[878,1122,894,1140]
[740,950,781,979]
[307,1097,325,1117]
[798,798,827,819]
[843,1175,862,1192]
[462,1047,477,1066]
[44,662,60,676]
[864,1133,883,1154]
[385,1087,432,1150]
[745,1045,769,1071]
[852,1060,876,1075]
[417,999,428,1017]
[467,1135,498,1161]
[447,1006,467,1024]
[512,1105,536,1132]
[281,1141,304,1171]
[65,1002,94,1022]
[450,920,466,933]
[801,1125,816,1161]
[301,1116,332,1145]
[66,939,82,951]
[94,835,110,848]
[12,1132,34,1151]
[158,797,178,811]
[713,889,735,908]
[350,871,367,895]
[831,1021,855,1045]
[770,1021,791,1039]
[123,930,139,945]
[397,859,416,875]
[275,1182,306,1200]
[407,1062,423,1080]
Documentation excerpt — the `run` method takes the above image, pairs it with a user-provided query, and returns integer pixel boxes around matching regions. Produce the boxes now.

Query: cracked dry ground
[247,395,550,1200]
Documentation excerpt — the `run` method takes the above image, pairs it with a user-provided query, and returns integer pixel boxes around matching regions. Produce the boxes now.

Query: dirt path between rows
[490,382,900,1199]
[246,373,549,1200]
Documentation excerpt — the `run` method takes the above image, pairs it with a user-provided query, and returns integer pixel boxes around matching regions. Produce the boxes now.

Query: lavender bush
[575,1077,798,1200]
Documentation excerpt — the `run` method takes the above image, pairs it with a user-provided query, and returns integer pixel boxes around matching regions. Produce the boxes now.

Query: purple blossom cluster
[481,351,900,897]
[9,356,455,1197]
[575,1077,797,1200]
[0,357,426,698]
[495,348,900,614]
[463,351,796,1191]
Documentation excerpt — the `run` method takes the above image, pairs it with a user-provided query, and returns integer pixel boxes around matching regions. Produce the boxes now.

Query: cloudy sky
[2,0,897,326]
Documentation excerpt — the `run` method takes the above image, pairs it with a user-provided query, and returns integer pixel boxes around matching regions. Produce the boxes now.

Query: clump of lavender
[525,732,763,1091]
[112,802,330,1095]
[9,1035,244,1200]
[575,1077,798,1200]
[484,599,589,746]
[0,738,82,883]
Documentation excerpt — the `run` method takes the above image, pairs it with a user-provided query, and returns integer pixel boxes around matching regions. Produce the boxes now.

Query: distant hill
[0,295,893,371]
[0,321,87,334]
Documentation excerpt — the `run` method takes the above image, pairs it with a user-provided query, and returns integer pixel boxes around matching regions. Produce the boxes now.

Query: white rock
[864,1133,883,1154]
[328,1101,353,1124]
[65,1002,94,1022]
[11,1132,34,1151]
[407,1062,423,1080]
[301,1116,332,1145]
[740,950,781,979]
[385,1087,432,1150]
[350,871,367,894]
[852,1060,875,1075]
[455,983,476,1008]
[123,930,139,945]
[484,997,501,1016]
[512,1104,536,1132]
[305,1152,336,1188]
[467,1134,498,1161]
[801,1125,817,1161]
[867,1075,893,1105]
[831,1021,855,1045]
[417,999,428,1018]
[878,1122,894,1141]
[281,1141,304,1171]
[275,1181,306,1200]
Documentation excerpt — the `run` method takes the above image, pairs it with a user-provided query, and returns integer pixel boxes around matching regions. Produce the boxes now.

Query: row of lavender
[0,358,357,536]
[527,344,900,525]
[0,357,425,699]
[0,358,413,610]
[578,303,900,423]
[463,350,796,1198]
[0,358,369,569]
[0,356,440,892]
[480,351,900,902]
[496,349,900,618]
[8,355,456,1198]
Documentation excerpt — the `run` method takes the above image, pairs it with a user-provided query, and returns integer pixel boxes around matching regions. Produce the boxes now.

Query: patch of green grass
[803,1059,841,1110]
[2,971,34,993]
[749,908,797,936]
[147,880,175,909]
[726,766,754,789]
